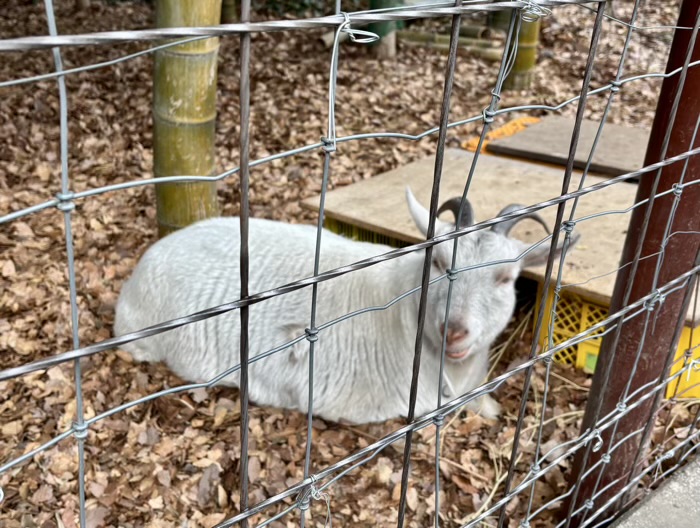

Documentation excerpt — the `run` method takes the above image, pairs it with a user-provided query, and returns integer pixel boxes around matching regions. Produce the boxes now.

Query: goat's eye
[496,274,514,286]
[432,258,446,274]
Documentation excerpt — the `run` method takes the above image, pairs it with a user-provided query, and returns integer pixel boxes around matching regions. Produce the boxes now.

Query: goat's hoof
[472,395,502,420]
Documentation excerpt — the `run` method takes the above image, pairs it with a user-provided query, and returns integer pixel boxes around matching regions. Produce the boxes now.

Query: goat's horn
[437,197,475,229]
[491,204,551,236]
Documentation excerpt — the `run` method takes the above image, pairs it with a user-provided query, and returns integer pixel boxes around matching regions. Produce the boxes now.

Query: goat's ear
[521,232,581,268]
[431,242,452,273]
[405,186,452,237]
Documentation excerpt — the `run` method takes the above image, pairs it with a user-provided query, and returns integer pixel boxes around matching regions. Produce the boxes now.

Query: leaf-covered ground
[1,1,694,527]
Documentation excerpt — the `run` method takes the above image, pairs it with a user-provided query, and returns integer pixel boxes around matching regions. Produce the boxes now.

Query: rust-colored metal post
[564,1,700,525]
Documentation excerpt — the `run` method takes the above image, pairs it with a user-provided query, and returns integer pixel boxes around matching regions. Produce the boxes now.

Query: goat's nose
[440,323,469,343]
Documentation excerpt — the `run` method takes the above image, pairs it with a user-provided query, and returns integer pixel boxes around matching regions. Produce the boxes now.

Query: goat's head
[405,187,578,362]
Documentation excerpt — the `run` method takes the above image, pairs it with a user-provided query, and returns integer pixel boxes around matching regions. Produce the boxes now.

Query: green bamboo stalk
[221,0,237,23]
[369,0,403,58]
[489,10,541,90]
[154,0,222,238]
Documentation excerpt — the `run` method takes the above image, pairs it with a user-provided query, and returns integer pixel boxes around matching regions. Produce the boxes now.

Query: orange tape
[462,116,541,152]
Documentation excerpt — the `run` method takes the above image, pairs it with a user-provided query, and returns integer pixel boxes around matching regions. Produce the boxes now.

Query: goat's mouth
[446,347,470,360]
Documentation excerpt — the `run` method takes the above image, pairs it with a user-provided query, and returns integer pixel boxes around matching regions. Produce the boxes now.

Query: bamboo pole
[489,9,540,90]
[369,0,403,59]
[222,0,237,23]
[154,0,222,238]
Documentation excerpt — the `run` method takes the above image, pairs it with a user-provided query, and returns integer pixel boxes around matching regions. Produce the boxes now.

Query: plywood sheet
[301,148,698,325]
[485,116,650,177]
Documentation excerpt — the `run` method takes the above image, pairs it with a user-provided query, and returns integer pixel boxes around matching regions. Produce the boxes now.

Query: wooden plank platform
[301,148,698,325]
[485,116,650,177]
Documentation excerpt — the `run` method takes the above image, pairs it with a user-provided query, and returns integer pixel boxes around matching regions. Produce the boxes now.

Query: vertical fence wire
[578,38,700,522]
[678,277,700,464]
[2,2,700,527]
[611,254,700,519]
[396,2,463,526]
[565,0,643,222]
[497,3,609,526]
[564,11,700,525]
[432,9,520,527]
[622,115,700,499]
[523,1,644,523]
[238,0,253,525]
[42,1,88,527]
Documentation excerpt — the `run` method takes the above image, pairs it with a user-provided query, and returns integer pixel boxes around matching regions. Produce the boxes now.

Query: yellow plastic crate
[535,283,700,399]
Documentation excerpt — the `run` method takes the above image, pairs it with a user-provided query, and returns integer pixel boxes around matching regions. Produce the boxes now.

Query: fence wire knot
[616,401,627,413]
[530,462,541,474]
[584,499,594,510]
[661,448,676,461]
[609,80,622,93]
[433,415,445,427]
[644,290,666,312]
[482,108,496,124]
[305,327,319,343]
[296,475,333,527]
[446,268,458,282]
[591,429,603,452]
[56,191,75,212]
[321,136,336,154]
[671,183,684,197]
[520,1,552,22]
[73,421,88,440]
[340,12,379,44]
[562,220,576,234]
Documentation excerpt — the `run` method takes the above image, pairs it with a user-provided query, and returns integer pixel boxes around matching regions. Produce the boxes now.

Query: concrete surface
[611,457,700,528]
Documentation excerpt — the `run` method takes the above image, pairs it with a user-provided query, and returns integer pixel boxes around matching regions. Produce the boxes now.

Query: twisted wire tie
[644,290,666,312]
[73,421,88,440]
[520,1,552,23]
[56,191,75,213]
[321,136,336,154]
[305,327,319,343]
[340,11,379,45]
[482,108,496,124]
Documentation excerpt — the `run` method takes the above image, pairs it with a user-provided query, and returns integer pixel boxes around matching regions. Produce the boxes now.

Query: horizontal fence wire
[1,0,699,527]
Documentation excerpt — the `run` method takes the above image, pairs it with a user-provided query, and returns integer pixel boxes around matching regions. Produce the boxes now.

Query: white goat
[114,188,573,424]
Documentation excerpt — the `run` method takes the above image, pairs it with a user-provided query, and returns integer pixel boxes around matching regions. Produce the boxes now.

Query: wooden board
[301,148,698,325]
[485,116,650,177]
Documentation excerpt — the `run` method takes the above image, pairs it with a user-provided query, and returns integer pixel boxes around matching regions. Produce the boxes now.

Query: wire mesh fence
[1,0,699,527]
